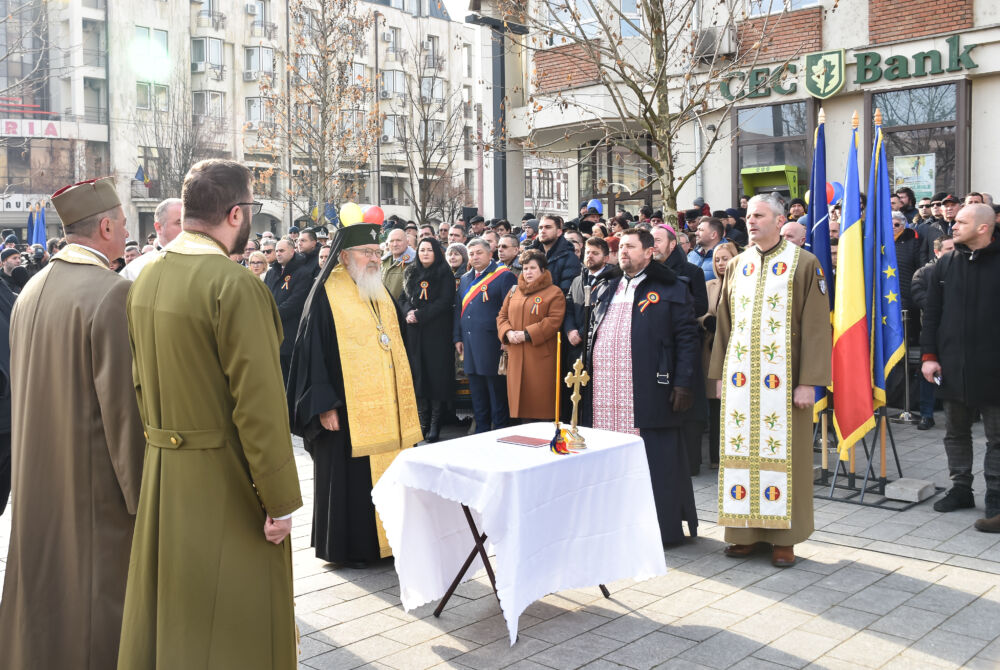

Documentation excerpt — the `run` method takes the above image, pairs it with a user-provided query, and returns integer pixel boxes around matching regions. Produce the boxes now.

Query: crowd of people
[0,164,997,668]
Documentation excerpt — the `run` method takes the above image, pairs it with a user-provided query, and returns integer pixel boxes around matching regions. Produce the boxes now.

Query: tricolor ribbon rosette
[419,280,429,300]
[638,291,660,313]
[530,295,542,315]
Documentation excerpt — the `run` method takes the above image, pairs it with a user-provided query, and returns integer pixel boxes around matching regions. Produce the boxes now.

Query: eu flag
[31,203,46,249]
[864,118,905,409]
[25,207,34,246]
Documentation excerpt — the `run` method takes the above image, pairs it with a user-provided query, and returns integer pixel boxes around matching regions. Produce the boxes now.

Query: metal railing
[63,107,108,124]
[82,0,106,10]
[82,48,107,68]
[197,10,227,30]
[250,20,278,40]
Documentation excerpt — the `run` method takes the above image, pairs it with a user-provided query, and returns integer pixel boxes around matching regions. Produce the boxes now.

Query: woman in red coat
[497,250,567,421]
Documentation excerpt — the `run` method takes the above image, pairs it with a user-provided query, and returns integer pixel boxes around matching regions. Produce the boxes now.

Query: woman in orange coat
[497,249,567,421]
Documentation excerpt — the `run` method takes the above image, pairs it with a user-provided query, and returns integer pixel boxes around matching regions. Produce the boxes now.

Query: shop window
[734,100,811,201]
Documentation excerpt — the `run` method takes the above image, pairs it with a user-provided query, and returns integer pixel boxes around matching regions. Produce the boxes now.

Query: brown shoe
[724,543,756,558]
[771,545,796,567]
[974,514,1000,533]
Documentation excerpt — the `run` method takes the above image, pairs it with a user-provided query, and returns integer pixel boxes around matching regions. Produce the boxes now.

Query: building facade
[0,0,494,241]
[486,0,1000,220]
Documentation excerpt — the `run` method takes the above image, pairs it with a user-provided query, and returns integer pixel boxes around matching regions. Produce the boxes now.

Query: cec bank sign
[720,35,978,101]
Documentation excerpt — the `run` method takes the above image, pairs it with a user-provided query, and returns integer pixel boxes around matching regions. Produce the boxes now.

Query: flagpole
[821,411,829,483]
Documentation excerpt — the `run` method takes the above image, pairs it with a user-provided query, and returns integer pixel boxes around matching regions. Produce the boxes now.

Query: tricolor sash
[460,266,508,316]
[718,240,799,530]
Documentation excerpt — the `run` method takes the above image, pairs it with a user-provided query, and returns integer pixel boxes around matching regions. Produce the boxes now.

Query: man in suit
[454,237,517,433]
[264,237,312,382]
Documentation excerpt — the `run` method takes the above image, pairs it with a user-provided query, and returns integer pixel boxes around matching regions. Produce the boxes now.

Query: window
[419,119,444,142]
[549,0,600,38]
[463,86,473,118]
[193,90,225,118]
[427,35,438,60]
[383,114,403,140]
[136,82,151,110]
[390,0,403,8]
[464,126,473,160]
[245,46,274,73]
[463,44,472,78]
[420,76,444,102]
[154,84,168,111]
[734,100,811,201]
[538,170,554,199]
[465,169,475,194]
[524,169,533,198]
[389,27,401,53]
[747,0,818,16]
[192,37,223,66]
[870,82,965,199]
[406,0,419,16]
[245,97,273,124]
[153,29,167,54]
[382,70,405,95]
[619,0,640,37]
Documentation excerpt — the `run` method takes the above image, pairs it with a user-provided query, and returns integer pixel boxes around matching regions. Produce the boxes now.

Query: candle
[554,332,561,426]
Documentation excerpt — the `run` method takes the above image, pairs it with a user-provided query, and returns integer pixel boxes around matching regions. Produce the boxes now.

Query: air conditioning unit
[381,134,393,143]
[244,71,260,81]
[420,40,432,51]
[692,26,736,61]
[246,120,258,130]
[245,2,257,14]
[420,95,429,103]
[379,89,391,99]
[191,62,206,73]
[381,31,393,42]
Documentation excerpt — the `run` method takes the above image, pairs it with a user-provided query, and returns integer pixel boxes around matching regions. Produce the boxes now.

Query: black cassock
[286,286,393,564]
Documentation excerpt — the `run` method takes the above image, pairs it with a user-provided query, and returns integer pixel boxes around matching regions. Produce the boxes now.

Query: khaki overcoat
[0,251,145,670]
[497,270,566,420]
[118,232,302,670]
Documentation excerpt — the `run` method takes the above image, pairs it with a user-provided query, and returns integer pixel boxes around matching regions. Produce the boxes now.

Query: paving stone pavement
[2,417,999,669]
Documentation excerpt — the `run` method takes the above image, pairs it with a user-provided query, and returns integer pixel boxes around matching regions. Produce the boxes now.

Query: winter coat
[497,271,566,419]
[665,245,709,317]
[910,257,936,311]
[400,261,456,401]
[264,252,312,363]
[920,238,1000,405]
[894,227,922,310]
[686,243,718,281]
[530,233,582,293]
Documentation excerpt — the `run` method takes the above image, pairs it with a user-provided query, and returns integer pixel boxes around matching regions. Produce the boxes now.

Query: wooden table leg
[434,505,497,618]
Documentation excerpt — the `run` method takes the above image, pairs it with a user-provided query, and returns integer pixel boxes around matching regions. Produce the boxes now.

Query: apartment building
[0,0,494,241]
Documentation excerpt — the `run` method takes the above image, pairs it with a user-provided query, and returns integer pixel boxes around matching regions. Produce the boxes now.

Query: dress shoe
[724,543,755,558]
[974,514,1000,533]
[933,486,975,513]
[917,416,935,430]
[771,545,795,567]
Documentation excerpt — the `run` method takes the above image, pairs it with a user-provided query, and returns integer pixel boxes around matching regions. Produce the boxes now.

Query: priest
[0,178,144,669]
[709,194,831,567]
[586,228,700,545]
[118,160,302,669]
[287,218,422,565]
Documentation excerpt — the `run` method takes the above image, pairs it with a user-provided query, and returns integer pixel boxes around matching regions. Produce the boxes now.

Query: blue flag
[805,120,833,310]
[32,204,46,249]
[26,208,34,246]
[864,122,905,409]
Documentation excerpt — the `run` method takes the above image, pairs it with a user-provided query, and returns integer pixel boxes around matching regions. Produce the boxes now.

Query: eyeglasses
[918,204,931,208]
[263,248,275,254]
[249,261,265,266]
[350,248,381,258]
[231,201,263,216]
[931,202,942,207]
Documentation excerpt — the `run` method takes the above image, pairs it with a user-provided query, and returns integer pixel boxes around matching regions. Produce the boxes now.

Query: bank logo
[804,49,846,100]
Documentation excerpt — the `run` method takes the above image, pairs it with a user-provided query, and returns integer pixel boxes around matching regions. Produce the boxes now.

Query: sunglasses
[931,202,942,207]
[918,204,931,208]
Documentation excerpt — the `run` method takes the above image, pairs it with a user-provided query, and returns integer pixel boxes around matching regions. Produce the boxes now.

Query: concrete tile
[780,585,849,615]
[939,597,1000,640]
[379,637,478,670]
[872,571,934,594]
[524,632,625,670]
[708,588,784,617]
[751,630,838,668]
[452,614,541,646]
[795,606,879,642]
[839,584,914,615]
[868,605,947,641]
[643,587,724,618]
[317,592,402,623]
[752,568,824,596]
[678,631,764,669]
[311,612,405,647]
[813,566,885,594]
[825,630,910,668]
[520,610,611,645]
[591,611,674,644]
[450,636,551,670]
[903,629,987,668]
[603,631,696,670]
[666,607,746,643]
[299,636,336,661]
[304,635,408,670]
[727,604,810,644]
[904,584,979,616]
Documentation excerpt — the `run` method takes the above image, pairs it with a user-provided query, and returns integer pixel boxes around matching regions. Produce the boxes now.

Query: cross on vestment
[563,357,590,448]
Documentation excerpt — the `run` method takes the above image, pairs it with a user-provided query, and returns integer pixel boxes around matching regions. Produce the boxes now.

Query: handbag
[498,349,508,376]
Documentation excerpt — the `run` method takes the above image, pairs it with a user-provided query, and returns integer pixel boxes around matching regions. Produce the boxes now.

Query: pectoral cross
[563,357,590,449]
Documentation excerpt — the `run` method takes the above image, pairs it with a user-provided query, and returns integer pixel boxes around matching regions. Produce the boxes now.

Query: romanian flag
[831,125,875,460]
[864,120,905,409]
[805,113,834,420]
[135,165,150,188]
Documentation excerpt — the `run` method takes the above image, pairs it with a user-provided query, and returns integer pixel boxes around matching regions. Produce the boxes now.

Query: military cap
[51,177,121,227]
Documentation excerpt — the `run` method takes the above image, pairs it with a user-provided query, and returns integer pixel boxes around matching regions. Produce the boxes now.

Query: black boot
[416,398,430,441]
[933,485,975,513]
[427,402,442,443]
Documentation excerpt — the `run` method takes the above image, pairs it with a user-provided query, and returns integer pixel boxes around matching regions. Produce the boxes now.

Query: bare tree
[132,67,230,200]
[258,0,380,223]
[492,0,800,223]
[385,33,470,225]
[427,177,472,225]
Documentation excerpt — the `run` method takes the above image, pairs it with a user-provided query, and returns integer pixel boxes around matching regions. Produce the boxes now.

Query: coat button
[170,437,178,445]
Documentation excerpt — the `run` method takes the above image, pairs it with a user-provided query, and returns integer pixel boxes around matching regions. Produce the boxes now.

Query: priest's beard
[344,254,384,301]
[230,213,252,255]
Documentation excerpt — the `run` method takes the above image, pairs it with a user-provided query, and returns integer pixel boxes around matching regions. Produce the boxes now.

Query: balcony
[82,0,106,10]
[131,180,163,200]
[82,48,107,68]
[63,106,108,124]
[423,55,444,70]
[197,10,227,30]
[250,21,278,40]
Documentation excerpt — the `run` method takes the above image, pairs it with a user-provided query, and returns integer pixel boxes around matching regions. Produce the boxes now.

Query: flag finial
[818,108,825,124]
[851,111,859,129]
[874,108,883,126]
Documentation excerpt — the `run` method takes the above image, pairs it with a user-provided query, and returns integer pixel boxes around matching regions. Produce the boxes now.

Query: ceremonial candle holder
[563,357,590,449]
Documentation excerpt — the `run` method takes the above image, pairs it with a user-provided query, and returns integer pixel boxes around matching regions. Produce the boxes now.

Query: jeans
[943,401,1000,515]
[919,377,936,419]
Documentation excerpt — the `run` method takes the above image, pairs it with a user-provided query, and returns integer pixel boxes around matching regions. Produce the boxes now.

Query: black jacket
[910,257,935,311]
[264,252,312,360]
[663,245,709,317]
[0,266,28,294]
[399,261,456,402]
[914,219,945,265]
[920,238,1000,405]
[585,260,699,428]
[300,246,320,278]
[563,264,621,338]
[531,233,582,294]
[894,227,922,310]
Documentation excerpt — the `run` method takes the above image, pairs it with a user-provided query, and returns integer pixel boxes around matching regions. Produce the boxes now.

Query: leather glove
[702,315,717,333]
[671,387,693,413]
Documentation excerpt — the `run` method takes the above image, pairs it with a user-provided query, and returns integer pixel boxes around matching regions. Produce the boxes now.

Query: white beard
[345,256,384,301]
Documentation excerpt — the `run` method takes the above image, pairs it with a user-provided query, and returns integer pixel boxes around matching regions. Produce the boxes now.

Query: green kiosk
[740,165,801,200]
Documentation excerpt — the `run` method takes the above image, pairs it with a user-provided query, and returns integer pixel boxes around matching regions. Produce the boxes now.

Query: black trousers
[943,401,1000,516]
[468,373,509,433]
[0,431,9,517]
[640,427,698,545]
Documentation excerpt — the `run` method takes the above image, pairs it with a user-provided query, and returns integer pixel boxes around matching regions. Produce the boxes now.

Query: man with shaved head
[120,197,183,280]
[780,220,807,247]
[921,203,1000,531]
[380,227,414,301]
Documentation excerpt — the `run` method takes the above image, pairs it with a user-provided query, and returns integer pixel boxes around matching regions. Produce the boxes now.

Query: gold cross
[563,357,591,433]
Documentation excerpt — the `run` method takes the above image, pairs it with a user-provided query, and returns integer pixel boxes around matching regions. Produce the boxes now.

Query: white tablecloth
[371,422,668,645]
